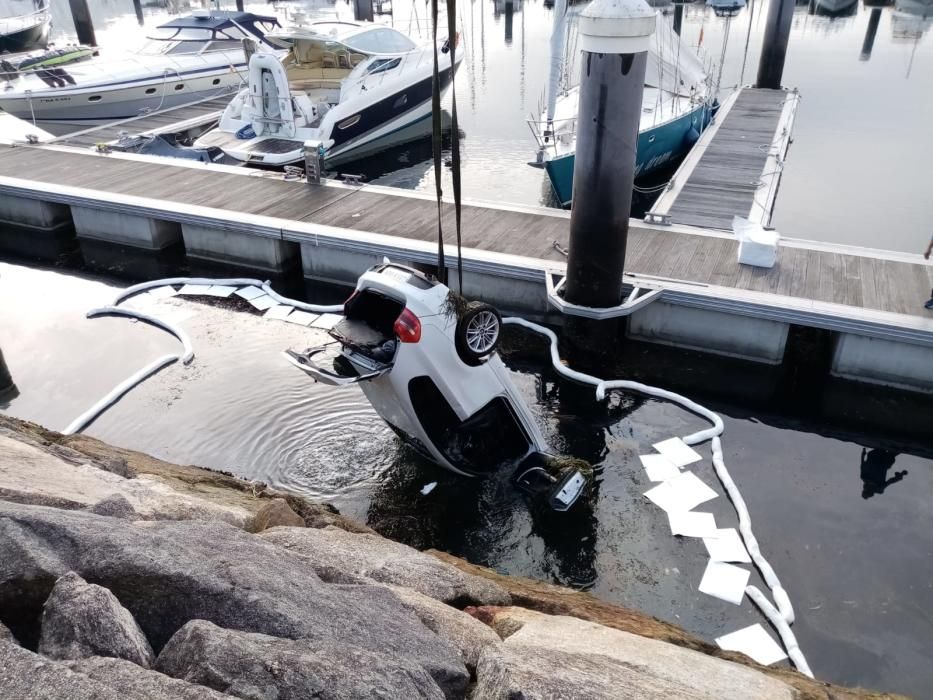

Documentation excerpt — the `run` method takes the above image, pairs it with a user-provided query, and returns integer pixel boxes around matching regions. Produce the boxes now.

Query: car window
[379,265,435,289]
[409,377,531,473]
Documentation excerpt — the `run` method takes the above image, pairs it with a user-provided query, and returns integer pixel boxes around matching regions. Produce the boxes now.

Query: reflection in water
[812,0,858,18]
[859,447,908,499]
[860,7,882,60]
[0,347,19,408]
[891,0,933,75]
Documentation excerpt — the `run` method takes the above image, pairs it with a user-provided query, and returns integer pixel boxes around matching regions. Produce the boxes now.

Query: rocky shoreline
[0,415,902,699]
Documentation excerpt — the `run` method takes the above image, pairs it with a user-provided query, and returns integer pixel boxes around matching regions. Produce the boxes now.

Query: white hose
[502,316,809,675]
[710,436,795,625]
[69,277,345,437]
[62,354,178,436]
[111,277,344,314]
[746,586,813,677]
[88,306,195,365]
[259,282,344,315]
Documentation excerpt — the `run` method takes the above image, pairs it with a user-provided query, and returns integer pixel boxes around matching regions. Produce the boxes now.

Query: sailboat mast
[546,0,569,125]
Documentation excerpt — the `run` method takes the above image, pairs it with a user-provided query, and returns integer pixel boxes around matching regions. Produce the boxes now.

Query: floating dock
[50,94,231,150]
[649,87,799,230]
[0,106,930,393]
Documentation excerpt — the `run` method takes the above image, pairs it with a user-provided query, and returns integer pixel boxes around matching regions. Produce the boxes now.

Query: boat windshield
[286,38,369,70]
[342,28,416,54]
[138,23,267,55]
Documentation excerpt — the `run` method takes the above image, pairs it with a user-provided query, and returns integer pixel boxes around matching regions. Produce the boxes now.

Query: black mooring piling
[756,0,794,89]
[564,1,654,311]
[562,0,655,365]
[133,0,144,26]
[673,3,683,35]
[505,0,515,44]
[236,0,245,11]
[860,8,881,62]
[68,0,97,47]
[354,0,374,23]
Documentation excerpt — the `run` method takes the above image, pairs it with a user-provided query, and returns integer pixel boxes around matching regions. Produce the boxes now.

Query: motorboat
[0,10,282,125]
[528,4,713,207]
[707,0,747,15]
[193,21,462,168]
[0,0,50,54]
[812,0,858,16]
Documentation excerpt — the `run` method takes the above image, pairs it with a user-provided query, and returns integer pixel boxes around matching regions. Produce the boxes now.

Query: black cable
[446,0,464,292]
[430,0,447,283]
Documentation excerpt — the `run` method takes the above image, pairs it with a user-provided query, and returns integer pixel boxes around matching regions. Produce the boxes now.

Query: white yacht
[194,21,462,168]
[0,10,282,125]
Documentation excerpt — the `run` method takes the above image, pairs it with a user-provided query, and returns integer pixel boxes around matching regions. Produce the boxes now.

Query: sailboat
[528,0,714,207]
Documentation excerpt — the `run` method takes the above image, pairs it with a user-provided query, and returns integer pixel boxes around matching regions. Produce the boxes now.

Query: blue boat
[530,3,715,207]
[538,90,713,207]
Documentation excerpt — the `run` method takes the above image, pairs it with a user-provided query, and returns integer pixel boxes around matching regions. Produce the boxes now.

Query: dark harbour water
[2,259,932,696]
[38,0,933,254]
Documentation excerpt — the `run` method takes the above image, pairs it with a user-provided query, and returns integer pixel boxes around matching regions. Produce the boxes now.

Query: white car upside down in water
[285,262,588,511]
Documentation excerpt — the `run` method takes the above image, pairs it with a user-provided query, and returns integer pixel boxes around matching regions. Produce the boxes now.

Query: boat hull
[0,17,50,54]
[543,101,711,207]
[0,67,246,125]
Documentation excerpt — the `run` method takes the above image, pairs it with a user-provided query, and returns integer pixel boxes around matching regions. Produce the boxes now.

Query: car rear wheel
[455,302,502,365]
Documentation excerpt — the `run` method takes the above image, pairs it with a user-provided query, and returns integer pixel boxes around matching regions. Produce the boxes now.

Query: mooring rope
[429,0,447,284]
[446,0,464,292]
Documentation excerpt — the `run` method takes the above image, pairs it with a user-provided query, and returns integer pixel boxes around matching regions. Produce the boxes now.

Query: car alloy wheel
[465,309,500,354]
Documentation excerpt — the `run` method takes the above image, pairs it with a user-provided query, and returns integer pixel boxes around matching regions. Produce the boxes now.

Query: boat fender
[683,127,700,147]
[236,124,256,140]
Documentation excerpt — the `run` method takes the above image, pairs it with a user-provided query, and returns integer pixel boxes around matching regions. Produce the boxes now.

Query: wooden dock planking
[0,145,931,322]
[54,95,231,149]
[664,88,790,230]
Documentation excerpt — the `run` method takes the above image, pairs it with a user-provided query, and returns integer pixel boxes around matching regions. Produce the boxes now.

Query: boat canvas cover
[646,18,706,97]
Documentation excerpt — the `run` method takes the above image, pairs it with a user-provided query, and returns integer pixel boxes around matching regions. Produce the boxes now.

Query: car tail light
[394,308,421,343]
